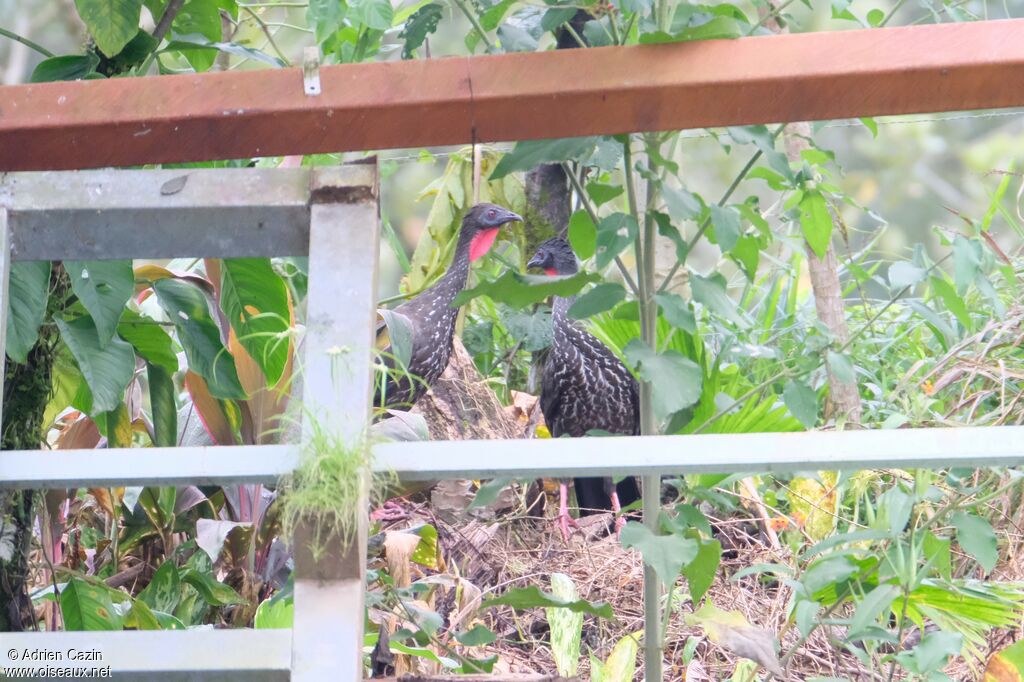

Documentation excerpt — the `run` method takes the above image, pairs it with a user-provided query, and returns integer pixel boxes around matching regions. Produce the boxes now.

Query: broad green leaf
[255,594,294,629]
[951,512,998,573]
[491,137,600,179]
[663,184,703,221]
[105,402,132,448]
[171,0,222,71]
[690,272,748,328]
[138,561,181,613]
[468,478,512,510]
[60,578,124,631]
[586,182,624,208]
[118,310,179,373]
[153,278,245,400]
[620,521,698,588]
[683,539,721,606]
[896,631,962,675]
[125,599,161,630]
[148,362,177,447]
[685,604,783,677]
[568,210,597,260]
[350,0,393,29]
[848,583,898,637]
[595,632,641,682]
[595,213,638,270]
[181,569,247,606]
[503,307,552,351]
[307,0,345,42]
[541,6,577,31]
[653,293,696,333]
[482,585,614,619]
[497,23,538,51]
[930,276,972,332]
[826,350,855,385]
[65,260,134,346]
[31,54,101,82]
[400,2,443,58]
[795,600,818,638]
[624,339,702,420]
[887,261,925,291]
[860,115,879,134]
[953,236,982,293]
[480,0,515,30]
[6,261,51,363]
[74,0,143,56]
[802,555,858,595]
[582,17,613,46]
[983,637,1024,680]
[878,484,913,536]
[798,191,832,259]
[55,317,135,415]
[923,531,951,581]
[783,380,818,429]
[546,573,583,677]
[569,283,625,320]
[412,524,439,569]
[709,205,742,252]
[379,308,414,368]
[653,211,688,263]
[727,125,776,153]
[454,270,601,308]
[220,258,291,386]
[455,624,497,646]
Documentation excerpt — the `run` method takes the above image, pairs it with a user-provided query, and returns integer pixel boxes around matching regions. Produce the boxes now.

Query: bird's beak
[501,209,524,225]
[526,254,544,270]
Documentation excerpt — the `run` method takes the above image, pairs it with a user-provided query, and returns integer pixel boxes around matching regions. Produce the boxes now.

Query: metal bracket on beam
[303,46,321,96]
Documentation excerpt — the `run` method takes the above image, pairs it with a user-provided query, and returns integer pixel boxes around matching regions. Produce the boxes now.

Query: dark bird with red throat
[527,237,641,539]
[375,203,522,410]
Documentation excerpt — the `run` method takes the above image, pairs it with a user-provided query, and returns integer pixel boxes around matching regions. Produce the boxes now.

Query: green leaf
[56,317,136,415]
[798,191,833,259]
[952,236,981,293]
[653,211,688,263]
[350,0,393,29]
[546,573,584,677]
[887,261,926,291]
[794,600,818,638]
[468,478,512,509]
[255,594,294,629]
[709,205,741,252]
[455,624,497,646]
[138,561,181,613]
[125,599,162,630]
[60,578,124,631]
[690,272,747,328]
[307,0,345,42]
[65,260,134,347]
[951,512,997,573]
[497,23,538,51]
[148,362,178,447]
[727,125,776,153]
[653,293,696,333]
[6,261,51,363]
[896,631,962,675]
[181,568,248,606]
[586,182,624,208]
[878,485,912,536]
[582,17,613,46]
[826,350,855,385]
[454,270,601,308]
[569,283,625,320]
[31,54,101,82]
[117,310,179,373]
[860,115,879,135]
[620,522,698,588]
[624,339,702,420]
[923,531,951,581]
[848,583,898,637]
[480,0,515,30]
[74,0,143,56]
[615,0,650,13]
[503,308,552,351]
[568,210,597,260]
[541,7,577,31]
[153,278,245,400]
[490,137,600,180]
[400,2,443,58]
[482,585,614,619]
[595,213,638,270]
[221,258,291,385]
[663,185,703,221]
[164,34,284,67]
[172,0,223,71]
[380,308,414,368]
[683,539,721,606]
[929,276,971,332]
[782,380,817,429]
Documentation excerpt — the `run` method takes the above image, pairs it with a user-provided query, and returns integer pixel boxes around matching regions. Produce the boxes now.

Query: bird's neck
[422,230,474,317]
[552,295,575,324]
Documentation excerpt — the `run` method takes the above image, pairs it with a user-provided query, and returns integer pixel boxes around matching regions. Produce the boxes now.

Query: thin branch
[153,0,187,43]
[0,26,54,58]
[241,6,292,65]
[561,20,587,48]
[452,0,494,49]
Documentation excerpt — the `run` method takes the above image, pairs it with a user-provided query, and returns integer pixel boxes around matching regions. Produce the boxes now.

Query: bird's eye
[487,208,497,219]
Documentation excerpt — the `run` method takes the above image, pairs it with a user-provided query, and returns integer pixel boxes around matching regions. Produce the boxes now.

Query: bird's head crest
[527,237,579,276]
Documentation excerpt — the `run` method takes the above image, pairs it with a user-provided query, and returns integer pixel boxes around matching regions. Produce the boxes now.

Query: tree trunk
[763,5,861,425]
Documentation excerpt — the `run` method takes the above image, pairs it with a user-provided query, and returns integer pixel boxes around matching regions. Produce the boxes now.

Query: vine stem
[453,0,494,49]
[0,26,55,57]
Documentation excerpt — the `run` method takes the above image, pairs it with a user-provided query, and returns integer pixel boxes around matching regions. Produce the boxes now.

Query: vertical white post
[292,165,379,682]
[0,209,9,427]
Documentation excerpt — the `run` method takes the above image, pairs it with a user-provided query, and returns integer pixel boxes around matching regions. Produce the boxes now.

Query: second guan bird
[375,203,522,410]
[528,237,642,540]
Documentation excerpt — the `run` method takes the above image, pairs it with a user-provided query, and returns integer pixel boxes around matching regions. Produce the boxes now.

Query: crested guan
[375,203,522,410]
[528,237,641,540]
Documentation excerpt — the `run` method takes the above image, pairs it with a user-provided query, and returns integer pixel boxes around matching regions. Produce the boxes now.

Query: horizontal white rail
[3,426,1022,490]
[374,425,1024,480]
[0,444,298,489]
[1,629,290,680]
[0,166,374,260]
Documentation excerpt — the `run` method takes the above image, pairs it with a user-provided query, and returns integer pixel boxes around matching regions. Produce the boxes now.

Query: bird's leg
[609,490,626,537]
[557,481,580,542]
[370,498,409,522]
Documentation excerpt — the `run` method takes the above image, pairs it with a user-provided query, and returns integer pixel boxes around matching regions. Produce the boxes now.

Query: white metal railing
[1,167,1022,681]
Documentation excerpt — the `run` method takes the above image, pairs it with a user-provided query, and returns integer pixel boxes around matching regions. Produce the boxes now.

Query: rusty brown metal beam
[2,19,1024,171]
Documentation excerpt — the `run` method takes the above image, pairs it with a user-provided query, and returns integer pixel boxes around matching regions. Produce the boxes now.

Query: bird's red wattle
[469,228,500,262]
[545,268,558,276]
